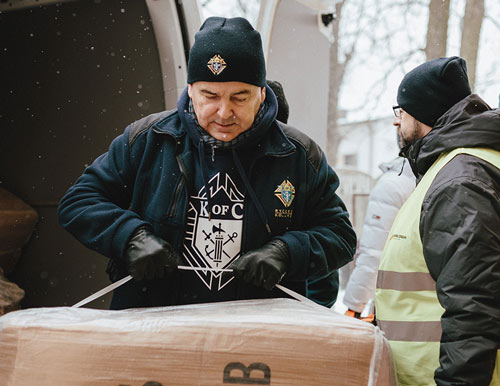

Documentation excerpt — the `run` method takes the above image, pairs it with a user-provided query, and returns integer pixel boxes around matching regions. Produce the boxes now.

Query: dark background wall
[0,0,165,308]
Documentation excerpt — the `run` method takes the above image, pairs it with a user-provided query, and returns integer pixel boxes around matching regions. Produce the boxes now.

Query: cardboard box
[0,298,396,385]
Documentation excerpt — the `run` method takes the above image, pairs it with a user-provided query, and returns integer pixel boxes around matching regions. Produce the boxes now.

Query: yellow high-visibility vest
[375,147,500,386]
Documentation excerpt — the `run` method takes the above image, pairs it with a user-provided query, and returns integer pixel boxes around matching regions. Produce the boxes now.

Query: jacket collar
[152,109,185,139]
[257,120,296,157]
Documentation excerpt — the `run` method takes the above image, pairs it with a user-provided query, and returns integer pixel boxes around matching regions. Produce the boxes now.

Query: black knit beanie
[397,56,471,127]
[187,17,266,87]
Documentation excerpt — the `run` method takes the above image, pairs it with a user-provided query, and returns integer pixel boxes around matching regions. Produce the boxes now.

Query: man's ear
[188,84,193,98]
[260,86,266,102]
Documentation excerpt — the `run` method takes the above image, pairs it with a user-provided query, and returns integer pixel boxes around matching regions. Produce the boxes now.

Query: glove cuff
[270,239,289,264]
[128,225,153,245]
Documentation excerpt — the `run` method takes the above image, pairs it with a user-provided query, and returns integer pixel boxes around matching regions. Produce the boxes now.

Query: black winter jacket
[401,94,500,386]
[58,86,356,309]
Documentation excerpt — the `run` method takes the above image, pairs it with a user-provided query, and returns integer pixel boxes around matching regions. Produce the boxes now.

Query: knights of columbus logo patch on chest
[183,173,243,290]
[274,179,295,208]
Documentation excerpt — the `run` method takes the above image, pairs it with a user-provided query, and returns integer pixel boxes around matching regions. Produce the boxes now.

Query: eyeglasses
[393,105,402,118]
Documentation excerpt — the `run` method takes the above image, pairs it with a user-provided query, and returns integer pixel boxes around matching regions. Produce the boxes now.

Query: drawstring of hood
[398,158,406,176]
[399,140,422,179]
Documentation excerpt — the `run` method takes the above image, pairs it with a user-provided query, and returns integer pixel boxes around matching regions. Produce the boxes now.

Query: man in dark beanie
[58,16,356,310]
[375,56,500,386]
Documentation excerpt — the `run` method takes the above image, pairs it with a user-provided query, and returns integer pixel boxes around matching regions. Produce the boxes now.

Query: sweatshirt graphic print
[182,152,245,291]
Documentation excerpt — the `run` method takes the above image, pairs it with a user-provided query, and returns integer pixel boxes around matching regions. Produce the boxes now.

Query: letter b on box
[223,362,271,384]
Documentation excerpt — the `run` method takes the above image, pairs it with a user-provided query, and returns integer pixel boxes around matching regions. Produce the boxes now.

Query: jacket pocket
[140,172,184,223]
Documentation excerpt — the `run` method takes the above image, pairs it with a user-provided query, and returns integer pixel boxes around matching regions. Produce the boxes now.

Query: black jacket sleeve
[58,126,149,260]
[420,155,500,386]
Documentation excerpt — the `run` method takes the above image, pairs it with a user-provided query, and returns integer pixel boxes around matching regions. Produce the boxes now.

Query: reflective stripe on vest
[375,147,500,386]
[376,270,436,291]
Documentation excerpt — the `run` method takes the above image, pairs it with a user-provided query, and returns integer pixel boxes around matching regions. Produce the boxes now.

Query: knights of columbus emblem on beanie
[207,54,227,76]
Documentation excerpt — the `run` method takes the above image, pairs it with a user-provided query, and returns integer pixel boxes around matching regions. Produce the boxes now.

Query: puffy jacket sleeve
[421,172,500,386]
[58,126,149,261]
[343,165,415,312]
[276,152,357,282]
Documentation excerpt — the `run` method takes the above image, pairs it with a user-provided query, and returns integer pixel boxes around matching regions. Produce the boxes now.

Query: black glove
[228,239,289,290]
[125,226,181,280]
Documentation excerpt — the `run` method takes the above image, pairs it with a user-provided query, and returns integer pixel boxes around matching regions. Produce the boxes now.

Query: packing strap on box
[72,266,322,310]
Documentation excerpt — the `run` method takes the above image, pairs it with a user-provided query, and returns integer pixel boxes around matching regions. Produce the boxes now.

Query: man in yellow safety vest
[375,56,500,385]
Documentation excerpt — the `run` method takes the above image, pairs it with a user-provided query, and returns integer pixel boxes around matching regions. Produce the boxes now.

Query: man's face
[188,81,266,142]
[393,108,431,148]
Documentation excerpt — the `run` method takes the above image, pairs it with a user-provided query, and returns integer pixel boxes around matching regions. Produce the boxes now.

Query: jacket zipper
[168,151,189,218]
[169,172,184,218]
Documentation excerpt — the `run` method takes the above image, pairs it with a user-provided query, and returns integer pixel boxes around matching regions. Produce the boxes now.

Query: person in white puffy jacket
[343,155,415,320]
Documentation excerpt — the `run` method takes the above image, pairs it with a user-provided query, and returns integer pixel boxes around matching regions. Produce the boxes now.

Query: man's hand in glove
[228,239,289,290]
[125,226,182,280]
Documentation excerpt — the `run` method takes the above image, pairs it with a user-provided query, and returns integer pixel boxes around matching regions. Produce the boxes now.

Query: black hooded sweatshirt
[400,94,500,386]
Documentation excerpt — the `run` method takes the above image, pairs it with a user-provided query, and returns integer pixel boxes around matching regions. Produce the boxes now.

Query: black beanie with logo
[397,56,472,127]
[187,17,266,87]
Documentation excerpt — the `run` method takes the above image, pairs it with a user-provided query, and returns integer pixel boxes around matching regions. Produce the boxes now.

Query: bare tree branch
[484,14,500,30]
[200,0,213,7]
[236,0,247,14]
